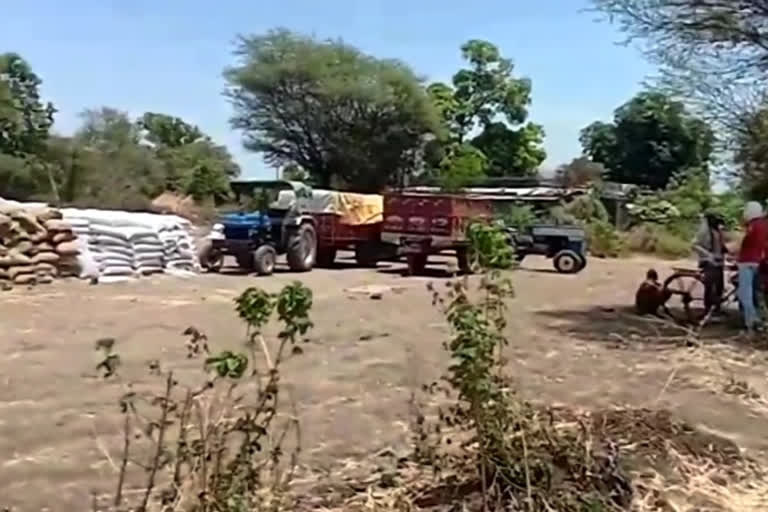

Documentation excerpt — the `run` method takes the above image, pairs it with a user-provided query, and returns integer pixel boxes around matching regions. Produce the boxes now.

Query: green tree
[281,163,310,182]
[734,106,768,200]
[437,143,488,192]
[138,112,204,147]
[470,121,545,177]
[72,108,167,209]
[157,140,239,201]
[554,156,606,188]
[0,53,55,157]
[138,111,240,201]
[427,40,546,176]
[224,29,441,192]
[590,0,768,143]
[580,91,714,189]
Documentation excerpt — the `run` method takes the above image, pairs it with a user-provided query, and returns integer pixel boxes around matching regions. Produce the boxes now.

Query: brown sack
[35,241,54,252]
[52,231,76,244]
[35,273,53,284]
[44,219,72,232]
[0,250,32,267]
[13,274,36,285]
[8,265,36,280]
[12,211,44,234]
[30,231,48,243]
[33,208,62,222]
[34,262,57,275]
[13,240,34,254]
[33,252,60,264]
[55,241,80,256]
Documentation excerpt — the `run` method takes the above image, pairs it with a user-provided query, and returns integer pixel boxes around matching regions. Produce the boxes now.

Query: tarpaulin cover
[274,190,383,225]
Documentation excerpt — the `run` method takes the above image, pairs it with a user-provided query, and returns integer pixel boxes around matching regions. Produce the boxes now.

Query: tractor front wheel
[253,245,277,276]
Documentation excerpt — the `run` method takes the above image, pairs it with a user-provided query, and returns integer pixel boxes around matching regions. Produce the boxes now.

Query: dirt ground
[2,253,768,511]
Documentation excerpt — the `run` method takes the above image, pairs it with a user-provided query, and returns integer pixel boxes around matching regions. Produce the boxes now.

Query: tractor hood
[219,212,270,226]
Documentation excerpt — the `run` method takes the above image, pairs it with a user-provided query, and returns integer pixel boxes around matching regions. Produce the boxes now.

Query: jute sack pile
[0,205,80,285]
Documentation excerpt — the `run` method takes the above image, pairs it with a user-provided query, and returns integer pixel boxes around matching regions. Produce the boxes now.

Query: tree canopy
[554,157,606,188]
[224,29,441,192]
[0,53,55,157]
[580,91,714,189]
[590,0,768,142]
[426,40,546,178]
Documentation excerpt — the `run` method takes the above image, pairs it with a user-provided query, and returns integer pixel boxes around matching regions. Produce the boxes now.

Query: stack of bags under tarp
[0,203,81,286]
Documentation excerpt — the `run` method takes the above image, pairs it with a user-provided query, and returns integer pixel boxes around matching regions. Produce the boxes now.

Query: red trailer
[381,191,493,275]
[313,212,396,267]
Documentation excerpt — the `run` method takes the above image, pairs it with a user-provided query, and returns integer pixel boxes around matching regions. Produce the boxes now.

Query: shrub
[412,237,632,510]
[466,221,515,270]
[586,219,624,258]
[563,192,609,223]
[95,282,313,512]
[494,203,536,231]
[623,223,692,259]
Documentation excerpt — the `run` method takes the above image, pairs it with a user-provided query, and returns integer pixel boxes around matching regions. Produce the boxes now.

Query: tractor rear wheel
[286,223,317,272]
[553,250,580,274]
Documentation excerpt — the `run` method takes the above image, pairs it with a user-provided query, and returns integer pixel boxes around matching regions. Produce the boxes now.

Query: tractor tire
[316,247,337,268]
[286,223,317,272]
[253,245,277,276]
[354,243,379,268]
[575,253,587,271]
[553,249,581,274]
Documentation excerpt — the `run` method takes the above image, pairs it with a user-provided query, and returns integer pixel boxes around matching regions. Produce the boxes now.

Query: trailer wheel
[316,248,337,268]
[253,246,277,276]
[286,223,317,272]
[553,250,580,274]
[405,254,427,276]
[355,243,379,268]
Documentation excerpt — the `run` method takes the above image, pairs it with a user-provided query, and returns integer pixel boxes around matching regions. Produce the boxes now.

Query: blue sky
[2,0,654,178]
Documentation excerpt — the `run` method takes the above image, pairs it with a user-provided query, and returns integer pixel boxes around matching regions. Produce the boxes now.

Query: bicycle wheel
[662,272,708,325]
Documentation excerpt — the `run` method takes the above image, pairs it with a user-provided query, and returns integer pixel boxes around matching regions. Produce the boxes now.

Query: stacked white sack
[59,208,200,279]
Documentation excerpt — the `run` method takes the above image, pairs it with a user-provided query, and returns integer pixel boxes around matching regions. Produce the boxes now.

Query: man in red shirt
[737,201,768,332]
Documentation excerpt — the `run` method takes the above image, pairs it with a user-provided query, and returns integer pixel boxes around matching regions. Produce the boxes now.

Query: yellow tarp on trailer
[274,189,383,225]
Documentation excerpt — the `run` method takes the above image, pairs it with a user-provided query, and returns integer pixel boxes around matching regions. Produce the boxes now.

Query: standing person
[737,201,768,332]
[693,212,728,315]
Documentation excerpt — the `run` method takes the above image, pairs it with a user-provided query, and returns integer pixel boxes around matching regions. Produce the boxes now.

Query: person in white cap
[737,201,768,332]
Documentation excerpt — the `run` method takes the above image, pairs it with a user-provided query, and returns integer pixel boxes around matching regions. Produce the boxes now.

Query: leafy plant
[413,235,631,510]
[465,221,515,270]
[494,203,537,231]
[97,282,313,512]
[587,219,624,258]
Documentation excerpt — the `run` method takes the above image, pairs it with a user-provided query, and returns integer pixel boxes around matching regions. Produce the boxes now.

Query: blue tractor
[203,180,318,276]
[507,224,587,273]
